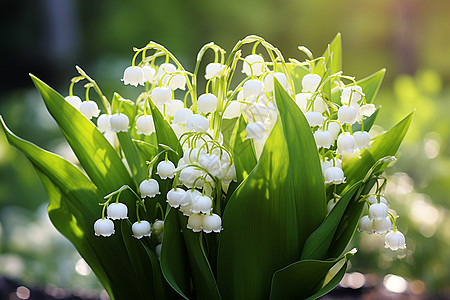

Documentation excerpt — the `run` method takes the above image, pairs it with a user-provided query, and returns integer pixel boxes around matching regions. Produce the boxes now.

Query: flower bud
[168,73,186,91]
[369,202,389,220]
[110,113,129,132]
[337,133,356,154]
[357,215,374,234]
[135,115,155,135]
[243,79,264,98]
[223,101,242,119]
[385,231,406,251]
[80,101,100,119]
[122,66,145,87]
[302,74,321,93]
[264,72,288,92]
[132,220,152,239]
[94,218,115,237]
[372,217,392,234]
[139,179,160,198]
[156,160,176,179]
[142,65,156,83]
[197,93,218,114]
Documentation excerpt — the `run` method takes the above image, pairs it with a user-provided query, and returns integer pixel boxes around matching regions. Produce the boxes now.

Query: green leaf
[0,117,146,300]
[358,69,385,104]
[220,117,238,150]
[315,33,342,78]
[269,251,353,300]
[301,183,361,260]
[352,109,379,133]
[305,258,349,300]
[112,92,138,122]
[217,81,326,299]
[30,75,134,194]
[230,115,257,183]
[133,138,159,160]
[117,131,147,185]
[284,63,310,93]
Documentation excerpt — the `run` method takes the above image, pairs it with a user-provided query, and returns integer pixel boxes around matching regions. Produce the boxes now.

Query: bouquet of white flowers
[0,34,413,300]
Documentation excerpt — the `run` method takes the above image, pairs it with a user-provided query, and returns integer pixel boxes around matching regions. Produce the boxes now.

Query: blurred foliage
[1,0,450,296]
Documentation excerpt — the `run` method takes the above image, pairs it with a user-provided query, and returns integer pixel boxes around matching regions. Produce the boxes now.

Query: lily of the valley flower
[302,74,321,93]
[132,220,152,239]
[156,160,176,179]
[139,179,160,198]
[107,203,128,220]
[79,101,100,119]
[385,231,406,251]
[94,218,115,237]
[122,66,145,87]
[135,115,155,135]
[110,113,129,132]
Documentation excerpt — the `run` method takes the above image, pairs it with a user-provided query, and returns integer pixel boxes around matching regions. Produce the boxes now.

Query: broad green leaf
[352,109,379,133]
[217,81,326,299]
[220,117,238,150]
[301,183,361,260]
[30,75,134,194]
[305,258,349,300]
[329,112,414,258]
[117,132,147,185]
[285,63,310,93]
[0,117,146,300]
[358,69,385,104]
[230,115,257,183]
[112,92,138,122]
[160,208,191,300]
[269,251,353,300]
[315,33,342,79]
[133,138,159,159]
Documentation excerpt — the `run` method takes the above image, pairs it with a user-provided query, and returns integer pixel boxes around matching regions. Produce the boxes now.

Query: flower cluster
[62,36,405,252]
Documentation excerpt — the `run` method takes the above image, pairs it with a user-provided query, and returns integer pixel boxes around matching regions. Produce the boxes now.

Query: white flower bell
[132,220,152,239]
[385,231,406,251]
[110,113,129,132]
[242,54,265,76]
[190,195,213,214]
[263,72,289,92]
[360,104,376,117]
[205,63,226,79]
[243,79,264,98]
[156,160,176,179]
[337,133,356,154]
[197,93,218,114]
[185,114,209,132]
[142,65,156,83]
[79,101,100,119]
[139,179,160,198]
[223,101,242,119]
[246,122,266,140]
[368,195,388,205]
[353,131,371,149]
[304,111,323,127]
[168,74,186,91]
[65,95,82,110]
[327,122,341,140]
[167,188,187,208]
[202,213,222,233]
[97,114,111,132]
[314,130,334,148]
[179,167,204,188]
[341,86,363,106]
[372,217,392,234]
[155,63,177,85]
[122,66,145,87]
[173,108,193,124]
[94,218,115,237]
[357,215,374,234]
[369,202,389,220]
[338,106,358,125]
[107,202,128,220]
[187,214,204,232]
[302,74,321,93]
[324,167,346,184]
[135,115,155,135]
[151,86,172,106]
[295,92,312,112]
[166,100,184,117]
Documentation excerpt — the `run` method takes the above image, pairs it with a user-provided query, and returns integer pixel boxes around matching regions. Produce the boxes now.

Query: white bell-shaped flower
[184,189,202,207]
[197,93,218,114]
[369,202,389,220]
[360,104,376,117]
[65,95,82,110]
[242,54,265,77]
[295,92,312,112]
[173,108,193,124]
[97,114,111,132]
[190,195,213,214]
[263,72,289,92]
[304,111,323,127]
[338,106,358,125]
[353,131,371,149]
[107,202,128,220]
[243,79,264,98]
[187,213,204,232]
[223,164,237,183]
[153,220,164,236]
[357,215,374,234]
[166,100,184,117]
[324,167,346,184]
[198,154,221,174]
[168,74,186,91]
[142,65,156,83]
[341,86,363,106]
[167,188,187,208]
[185,114,209,132]
[179,167,203,188]
[321,158,342,173]
[368,195,388,205]
[314,130,334,148]
[205,63,226,79]
[94,218,115,237]
[385,231,406,251]
[337,133,356,154]
[135,115,155,135]
[122,66,145,87]
[372,217,392,234]
[171,123,188,138]
[110,113,129,132]
[327,122,341,140]
[246,103,269,123]
[132,220,152,239]
[139,179,160,198]
[184,148,206,164]
[104,131,119,148]
[223,101,242,119]
[246,122,266,140]
[151,86,172,106]
[302,74,321,93]
[313,96,328,114]
[202,213,222,233]
[155,63,177,85]
[156,160,176,179]
[80,101,100,119]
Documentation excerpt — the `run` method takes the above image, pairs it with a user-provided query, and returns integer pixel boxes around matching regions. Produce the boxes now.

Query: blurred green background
[1,0,449,297]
